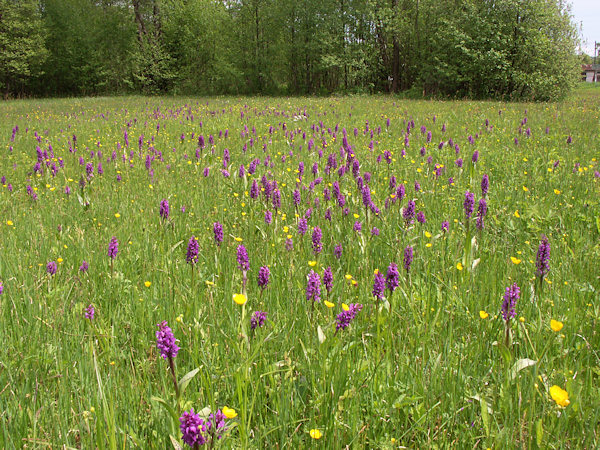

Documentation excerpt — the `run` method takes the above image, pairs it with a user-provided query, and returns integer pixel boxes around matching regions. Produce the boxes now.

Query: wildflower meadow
[0,89,599,448]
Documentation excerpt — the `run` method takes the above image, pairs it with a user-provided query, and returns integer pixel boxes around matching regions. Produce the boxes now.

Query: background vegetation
[0,0,582,100]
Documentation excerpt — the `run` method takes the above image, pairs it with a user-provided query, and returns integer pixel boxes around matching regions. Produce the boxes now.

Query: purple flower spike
[79,260,89,273]
[306,270,321,302]
[108,236,119,260]
[336,303,363,332]
[84,304,95,320]
[464,191,475,220]
[258,266,270,289]
[403,200,416,224]
[481,174,489,196]
[237,245,249,271]
[323,267,333,293]
[334,243,343,259]
[47,261,57,276]
[213,222,224,246]
[156,321,179,359]
[251,311,267,330]
[476,198,487,230]
[403,246,413,273]
[159,199,170,221]
[312,227,323,255]
[536,235,550,280]
[179,409,206,447]
[501,283,519,322]
[186,236,199,265]
[386,263,399,293]
[372,272,385,300]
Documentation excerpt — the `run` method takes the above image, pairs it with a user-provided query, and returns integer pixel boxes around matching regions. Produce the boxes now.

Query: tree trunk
[132,0,146,43]
[391,0,400,92]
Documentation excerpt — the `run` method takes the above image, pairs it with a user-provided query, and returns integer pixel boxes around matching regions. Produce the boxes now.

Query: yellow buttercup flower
[345,274,352,280]
[550,319,563,332]
[222,406,237,419]
[554,189,561,195]
[324,300,335,308]
[456,262,463,271]
[514,210,520,218]
[308,260,317,267]
[235,237,243,242]
[233,293,247,305]
[549,385,570,407]
[309,429,322,439]
[425,231,432,238]
[510,257,521,265]
[479,311,489,319]
[115,213,121,218]
[342,303,349,311]
[522,186,529,192]
[6,220,13,226]
[144,281,152,287]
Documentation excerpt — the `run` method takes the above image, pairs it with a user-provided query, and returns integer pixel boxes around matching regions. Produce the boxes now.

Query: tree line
[0,0,581,100]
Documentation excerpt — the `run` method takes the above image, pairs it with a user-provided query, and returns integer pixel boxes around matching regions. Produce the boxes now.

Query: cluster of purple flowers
[372,272,385,300]
[180,408,226,447]
[186,236,199,265]
[257,266,270,289]
[336,304,363,332]
[536,235,550,280]
[159,199,169,221]
[476,198,487,230]
[311,227,322,255]
[108,236,119,259]
[463,191,475,220]
[403,246,414,273]
[156,321,179,360]
[237,245,249,271]
[250,311,267,330]
[386,263,399,293]
[84,304,95,320]
[213,222,224,246]
[501,283,520,322]
[306,270,321,302]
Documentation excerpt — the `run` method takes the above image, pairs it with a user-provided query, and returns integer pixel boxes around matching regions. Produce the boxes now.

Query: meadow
[0,91,599,449]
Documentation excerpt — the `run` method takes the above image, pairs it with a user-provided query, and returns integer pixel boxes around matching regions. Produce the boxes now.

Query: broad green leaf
[480,396,491,438]
[510,358,536,380]
[178,367,200,396]
[151,396,179,424]
[317,325,326,344]
[536,419,543,446]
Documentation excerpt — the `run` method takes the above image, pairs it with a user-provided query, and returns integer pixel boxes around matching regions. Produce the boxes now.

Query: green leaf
[178,367,200,396]
[151,396,179,424]
[480,396,491,438]
[494,341,513,365]
[169,434,183,450]
[317,325,326,344]
[536,418,543,446]
[510,358,536,381]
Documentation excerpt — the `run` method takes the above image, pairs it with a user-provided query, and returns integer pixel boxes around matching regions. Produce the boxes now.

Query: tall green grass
[0,91,598,448]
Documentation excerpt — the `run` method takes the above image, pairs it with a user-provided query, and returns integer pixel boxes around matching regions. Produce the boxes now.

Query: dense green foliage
[0,90,599,447]
[0,0,582,100]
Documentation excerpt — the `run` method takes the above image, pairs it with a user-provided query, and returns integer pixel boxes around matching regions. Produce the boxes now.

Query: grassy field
[0,91,599,449]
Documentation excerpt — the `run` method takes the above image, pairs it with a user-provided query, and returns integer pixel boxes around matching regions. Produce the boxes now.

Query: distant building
[582,64,600,82]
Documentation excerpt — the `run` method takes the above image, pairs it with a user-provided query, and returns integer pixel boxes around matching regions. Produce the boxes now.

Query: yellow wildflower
[549,385,570,407]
